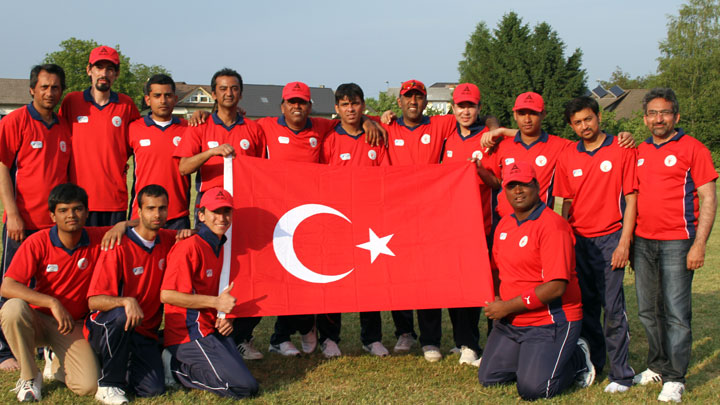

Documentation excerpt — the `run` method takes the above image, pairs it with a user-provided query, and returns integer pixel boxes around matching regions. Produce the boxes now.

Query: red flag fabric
[224,156,494,317]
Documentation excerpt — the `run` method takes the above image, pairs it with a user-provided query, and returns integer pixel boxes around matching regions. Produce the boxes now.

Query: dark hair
[30,64,66,91]
[144,74,175,95]
[564,96,599,123]
[48,183,88,212]
[211,68,243,93]
[642,88,679,115]
[137,184,168,208]
[335,83,364,104]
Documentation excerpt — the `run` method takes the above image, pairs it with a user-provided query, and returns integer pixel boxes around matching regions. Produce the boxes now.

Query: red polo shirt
[258,116,335,163]
[321,123,387,166]
[383,114,456,165]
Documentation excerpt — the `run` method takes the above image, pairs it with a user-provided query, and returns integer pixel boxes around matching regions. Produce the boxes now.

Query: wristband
[520,288,543,310]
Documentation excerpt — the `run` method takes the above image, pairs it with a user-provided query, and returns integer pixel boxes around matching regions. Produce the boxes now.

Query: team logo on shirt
[46,264,59,273]
[340,153,351,161]
[394,139,405,146]
[158,259,166,270]
[112,116,122,127]
[519,236,528,247]
[278,136,290,144]
[535,155,547,167]
[600,160,612,172]
[30,141,43,149]
[139,139,151,147]
[77,258,88,270]
[77,116,89,123]
[132,266,144,276]
[173,136,182,146]
[240,139,250,150]
[472,150,483,160]
[664,155,677,167]
[368,150,377,160]
[207,141,219,148]
[206,269,213,277]
[573,169,583,177]
[638,158,645,166]
[499,232,507,240]
[446,150,453,158]
[309,137,318,148]
[504,158,515,165]
[59,141,67,152]
[421,134,431,145]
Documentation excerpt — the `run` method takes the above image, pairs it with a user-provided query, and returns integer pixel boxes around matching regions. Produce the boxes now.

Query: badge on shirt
[600,160,612,172]
[46,264,59,273]
[340,153,351,161]
[30,141,43,149]
[309,137,318,148]
[239,139,250,150]
[665,155,677,167]
[535,155,547,167]
[446,150,453,158]
[77,116,89,123]
[207,141,219,148]
[421,134,431,145]
[499,232,507,240]
[278,136,290,144]
[77,258,88,270]
[504,158,515,165]
[206,269,213,277]
[59,141,67,152]
[519,236,528,247]
[638,158,645,167]
[368,150,377,160]
[112,116,122,127]
[394,139,405,146]
[139,139,151,147]
[472,150,483,160]
[158,259,166,270]
[173,136,182,147]
[132,266,144,276]
[573,169,583,177]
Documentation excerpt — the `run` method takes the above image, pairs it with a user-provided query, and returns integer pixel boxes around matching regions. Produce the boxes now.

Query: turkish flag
[224,156,494,317]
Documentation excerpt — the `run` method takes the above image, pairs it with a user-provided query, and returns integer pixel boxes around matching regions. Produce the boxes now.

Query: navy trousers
[391,309,442,347]
[316,312,383,345]
[270,315,315,346]
[448,307,483,354]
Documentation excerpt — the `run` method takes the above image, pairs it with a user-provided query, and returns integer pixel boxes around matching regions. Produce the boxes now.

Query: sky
[0,0,684,98]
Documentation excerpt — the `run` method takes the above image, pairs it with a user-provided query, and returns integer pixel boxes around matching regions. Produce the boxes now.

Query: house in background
[0,78,31,118]
[386,82,457,115]
[587,85,648,120]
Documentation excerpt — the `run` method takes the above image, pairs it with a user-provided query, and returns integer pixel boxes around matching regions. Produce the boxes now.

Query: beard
[95,81,111,92]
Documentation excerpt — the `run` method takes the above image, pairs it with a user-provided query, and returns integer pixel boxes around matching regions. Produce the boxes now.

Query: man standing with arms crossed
[59,46,140,226]
[555,96,637,393]
[632,88,717,403]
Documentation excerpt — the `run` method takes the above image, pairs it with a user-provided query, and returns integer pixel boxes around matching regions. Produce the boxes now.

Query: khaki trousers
[0,298,98,396]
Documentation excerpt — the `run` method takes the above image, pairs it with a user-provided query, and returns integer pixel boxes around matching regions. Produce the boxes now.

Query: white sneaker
[94,386,128,405]
[470,357,482,367]
[42,348,54,381]
[363,341,389,357]
[458,346,478,365]
[658,381,685,403]
[269,341,301,357]
[633,368,662,385]
[575,338,596,388]
[604,381,630,393]
[393,333,416,352]
[300,328,318,354]
[422,345,442,362]
[449,346,461,355]
[237,338,264,360]
[11,372,42,402]
[161,349,178,388]
[320,340,342,358]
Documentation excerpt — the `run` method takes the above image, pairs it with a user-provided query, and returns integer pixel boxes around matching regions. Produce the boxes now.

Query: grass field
[0,181,719,403]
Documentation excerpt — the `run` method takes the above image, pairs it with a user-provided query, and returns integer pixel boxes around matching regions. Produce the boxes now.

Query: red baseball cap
[200,187,233,211]
[502,161,537,187]
[89,45,120,65]
[513,92,544,112]
[399,79,427,96]
[453,83,481,105]
[282,81,311,102]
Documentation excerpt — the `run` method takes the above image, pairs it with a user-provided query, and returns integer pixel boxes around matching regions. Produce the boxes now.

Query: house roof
[0,78,31,105]
[598,88,648,120]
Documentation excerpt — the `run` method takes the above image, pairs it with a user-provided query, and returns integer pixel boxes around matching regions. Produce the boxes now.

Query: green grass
[0,173,719,403]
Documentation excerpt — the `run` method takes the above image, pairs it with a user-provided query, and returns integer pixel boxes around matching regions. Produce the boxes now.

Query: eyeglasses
[401,81,425,92]
[645,110,675,118]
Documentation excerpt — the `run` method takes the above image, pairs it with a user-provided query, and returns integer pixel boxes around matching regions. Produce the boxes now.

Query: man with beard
[59,46,140,226]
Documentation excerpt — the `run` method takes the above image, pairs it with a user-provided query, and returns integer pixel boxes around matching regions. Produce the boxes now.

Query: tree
[44,37,169,110]
[458,13,587,138]
[365,91,401,116]
[656,0,720,153]
[599,67,653,90]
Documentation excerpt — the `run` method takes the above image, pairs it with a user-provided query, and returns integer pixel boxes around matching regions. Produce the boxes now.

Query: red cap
[89,46,120,65]
[512,92,544,112]
[453,83,481,105]
[502,161,537,187]
[282,81,311,102]
[200,187,233,211]
[399,79,427,96]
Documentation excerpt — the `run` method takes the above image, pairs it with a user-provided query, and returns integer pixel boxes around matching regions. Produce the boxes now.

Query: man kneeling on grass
[160,187,258,399]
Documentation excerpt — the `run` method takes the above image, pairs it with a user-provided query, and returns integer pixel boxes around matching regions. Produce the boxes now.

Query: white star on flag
[356,229,395,263]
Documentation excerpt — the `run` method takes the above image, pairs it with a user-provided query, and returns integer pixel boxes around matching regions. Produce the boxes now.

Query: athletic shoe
[320,340,342,358]
[604,381,630,393]
[658,381,684,403]
[11,372,41,402]
[42,348,54,381]
[575,338,596,388]
[470,357,482,367]
[269,341,301,357]
[393,333,416,352]
[449,346,461,355]
[237,338,264,360]
[300,328,318,354]
[633,368,662,385]
[458,346,478,365]
[161,349,178,388]
[363,341,389,357]
[95,386,129,405]
[422,345,442,362]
